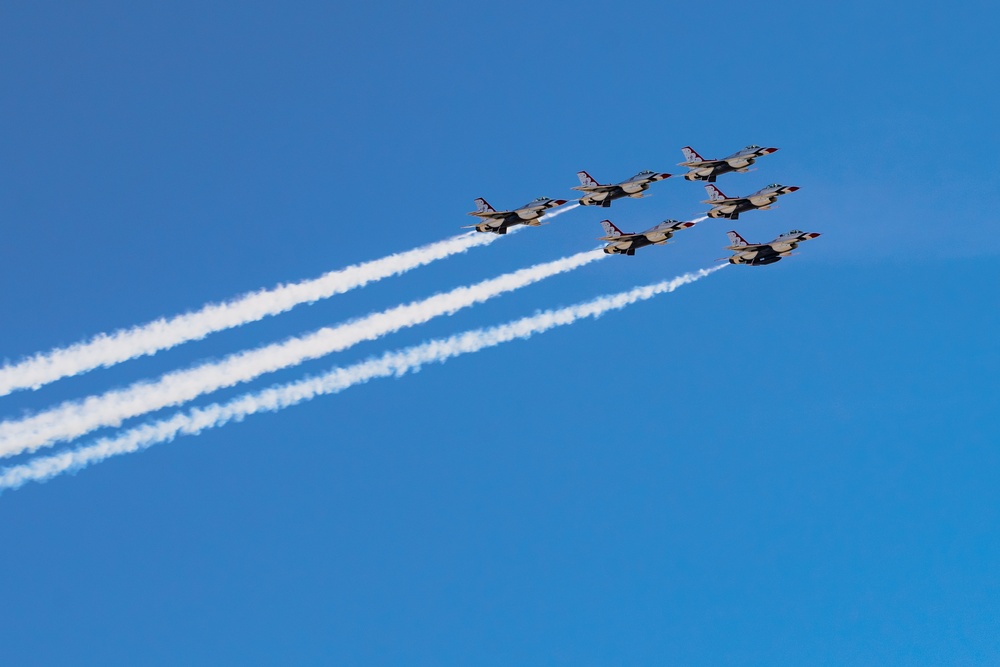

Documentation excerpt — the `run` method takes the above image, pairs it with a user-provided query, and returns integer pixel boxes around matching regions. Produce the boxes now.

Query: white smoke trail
[0,264,726,491]
[0,232,499,397]
[0,249,605,458]
[540,202,580,220]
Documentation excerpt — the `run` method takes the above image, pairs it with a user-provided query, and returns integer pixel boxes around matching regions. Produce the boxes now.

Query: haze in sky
[1,2,998,665]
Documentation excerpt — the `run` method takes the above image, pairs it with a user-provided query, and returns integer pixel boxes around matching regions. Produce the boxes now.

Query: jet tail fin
[681,146,705,163]
[704,184,728,202]
[576,171,601,188]
[599,219,624,238]
[726,230,749,247]
[473,197,496,213]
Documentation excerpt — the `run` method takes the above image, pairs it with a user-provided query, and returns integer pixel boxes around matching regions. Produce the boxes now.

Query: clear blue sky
[1,1,999,664]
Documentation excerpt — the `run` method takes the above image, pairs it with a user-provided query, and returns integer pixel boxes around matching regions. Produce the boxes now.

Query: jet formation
[466,144,820,266]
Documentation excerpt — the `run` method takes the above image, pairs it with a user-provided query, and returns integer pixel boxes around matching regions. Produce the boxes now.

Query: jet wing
[660,221,696,232]
[598,233,643,242]
[631,172,672,183]
[572,184,619,193]
[467,210,513,219]
[725,242,770,252]
[679,159,727,168]
[515,199,567,217]
[702,196,747,205]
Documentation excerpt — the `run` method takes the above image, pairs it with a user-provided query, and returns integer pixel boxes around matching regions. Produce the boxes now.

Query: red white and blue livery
[678,145,779,182]
[572,169,672,208]
[703,183,799,220]
[464,196,569,234]
[598,218,699,256]
[724,229,821,266]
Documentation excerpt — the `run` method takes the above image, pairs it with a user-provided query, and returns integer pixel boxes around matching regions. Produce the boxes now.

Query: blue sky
[1,1,999,664]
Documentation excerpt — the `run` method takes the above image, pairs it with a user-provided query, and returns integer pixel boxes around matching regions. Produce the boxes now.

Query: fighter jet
[703,183,799,220]
[678,145,778,182]
[723,229,821,266]
[597,218,698,256]
[464,196,568,234]
[572,170,672,208]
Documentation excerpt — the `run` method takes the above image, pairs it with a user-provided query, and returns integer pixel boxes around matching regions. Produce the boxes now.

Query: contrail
[0,249,605,458]
[0,264,726,491]
[539,202,580,221]
[0,232,500,397]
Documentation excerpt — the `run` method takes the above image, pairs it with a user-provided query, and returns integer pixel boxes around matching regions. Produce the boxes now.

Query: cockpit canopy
[636,170,655,176]
[745,144,760,149]
[786,229,803,235]
[533,196,550,201]
[765,183,780,189]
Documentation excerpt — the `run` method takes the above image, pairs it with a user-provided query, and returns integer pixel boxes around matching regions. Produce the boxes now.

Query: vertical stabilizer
[704,184,728,202]
[473,198,496,213]
[576,171,601,188]
[600,220,624,238]
[726,230,749,247]
[681,146,705,163]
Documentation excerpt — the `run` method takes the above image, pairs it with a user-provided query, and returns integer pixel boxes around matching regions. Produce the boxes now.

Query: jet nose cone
[553,199,568,206]
[807,232,821,239]
[785,186,800,192]
[763,147,779,154]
